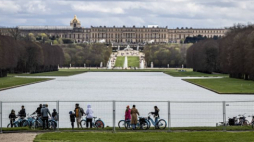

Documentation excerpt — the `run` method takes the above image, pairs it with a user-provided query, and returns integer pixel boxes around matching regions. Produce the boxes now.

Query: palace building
[0,15,228,44]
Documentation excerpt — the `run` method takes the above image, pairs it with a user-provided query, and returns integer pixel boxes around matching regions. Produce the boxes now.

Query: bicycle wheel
[21,120,29,127]
[157,119,167,129]
[140,121,149,130]
[118,120,125,129]
[242,120,249,126]
[95,120,104,129]
[31,121,37,129]
[146,120,151,129]
[125,121,131,130]
[136,120,140,129]
[80,120,86,128]
[48,120,57,130]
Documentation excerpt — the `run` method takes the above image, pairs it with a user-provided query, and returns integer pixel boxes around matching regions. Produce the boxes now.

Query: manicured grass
[128,56,140,67]
[58,68,228,77]
[184,78,254,94]
[0,77,51,90]
[14,68,228,77]
[34,131,254,142]
[115,56,125,67]
[3,126,253,132]
[164,69,228,77]
[2,127,30,131]
[17,71,86,76]
[172,126,254,131]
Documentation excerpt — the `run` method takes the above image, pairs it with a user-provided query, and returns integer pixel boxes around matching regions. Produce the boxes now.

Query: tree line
[62,44,112,67]
[0,35,64,77]
[184,35,220,44]
[144,44,192,67]
[187,24,254,80]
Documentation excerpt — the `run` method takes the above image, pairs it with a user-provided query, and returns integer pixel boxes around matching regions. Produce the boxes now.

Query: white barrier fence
[0,101,253,133]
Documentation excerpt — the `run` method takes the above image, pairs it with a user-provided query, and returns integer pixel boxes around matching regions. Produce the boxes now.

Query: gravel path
[0,133,37,142]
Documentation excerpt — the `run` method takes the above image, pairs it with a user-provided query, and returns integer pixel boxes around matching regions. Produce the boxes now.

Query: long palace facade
[0,15,228,44]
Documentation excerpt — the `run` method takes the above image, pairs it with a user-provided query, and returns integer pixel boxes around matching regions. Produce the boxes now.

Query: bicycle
[147,113,167,129]
[7,117,27,128]
[248,115,254,128]
[118,116,131,129]
[80,116,105,128]
[31,115,57,130]
[238,114,249,126]
[124,117,149,130]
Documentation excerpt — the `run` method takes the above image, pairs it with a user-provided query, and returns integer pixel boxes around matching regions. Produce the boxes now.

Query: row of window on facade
[90,29,168,32]
[58,33,224,39]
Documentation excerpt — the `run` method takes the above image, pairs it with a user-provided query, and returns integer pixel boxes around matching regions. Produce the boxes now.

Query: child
[52,109,58,121]
[9,109,17,128]
[69,111,75,129]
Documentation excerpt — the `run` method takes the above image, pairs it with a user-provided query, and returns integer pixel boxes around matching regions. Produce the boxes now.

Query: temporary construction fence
[0,100,254,133]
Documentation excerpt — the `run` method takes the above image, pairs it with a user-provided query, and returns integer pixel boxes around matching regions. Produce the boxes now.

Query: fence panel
[0,101,253,132]
[59,101,113,128]
[226,101,254,130]
[115,101,168,129]
[170,102,223,129]
[2,101,57,128]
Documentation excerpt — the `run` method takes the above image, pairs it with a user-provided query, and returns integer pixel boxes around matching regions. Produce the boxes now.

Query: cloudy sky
[0,0,253,28]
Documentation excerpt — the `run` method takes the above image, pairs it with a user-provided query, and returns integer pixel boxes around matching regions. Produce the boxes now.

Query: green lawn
[128,56,140,67]
[57,68,228,77]
[115,56,125,67]
[17,71,86,76]
[184,78,254,94]
[34,132,254,142]
[164,69,228,77]
[2,126,254,133]
[0,77,51,90]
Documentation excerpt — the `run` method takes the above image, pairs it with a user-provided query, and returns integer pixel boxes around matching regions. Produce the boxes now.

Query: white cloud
[72,3,124,14]
[0,1,20,13]
[24,1,48,14]
[0,0,254,28]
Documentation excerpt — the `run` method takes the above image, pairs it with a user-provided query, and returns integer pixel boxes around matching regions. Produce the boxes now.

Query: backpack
[80,108,84,116]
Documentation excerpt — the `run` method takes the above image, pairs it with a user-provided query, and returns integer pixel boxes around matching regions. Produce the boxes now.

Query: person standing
[131,105,139,130]
[125,105,131,121]
[41,104,51,130]
[51,109,58,129]
[9,110,17,128]
[32,104,42,127]
[86,105,93,128]
[150,106,160,128]
[52,109,58,121]
[32,104,42,117]
[74,103,84,128]
[125,105,131,128]
[69,111,75,129]
[18,105,26,119]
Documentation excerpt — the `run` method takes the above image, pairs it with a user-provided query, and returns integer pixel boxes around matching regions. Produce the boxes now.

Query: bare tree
[8,27,21,40]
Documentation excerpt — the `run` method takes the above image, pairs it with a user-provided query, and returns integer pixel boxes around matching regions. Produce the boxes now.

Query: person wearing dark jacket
[41,104,51,130]
[18,105,26,119]
[69,111,76,129]
[9,110,17,128]
[150,106,160,127]
[52,109,58,121]
[51,109,58,129]
[32,104,42,117]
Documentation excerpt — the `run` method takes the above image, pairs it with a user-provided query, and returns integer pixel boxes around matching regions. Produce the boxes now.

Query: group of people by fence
[69,103,94,129]
[126,105,160,130]
[9,104,58,130]
[8,103,159,130]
